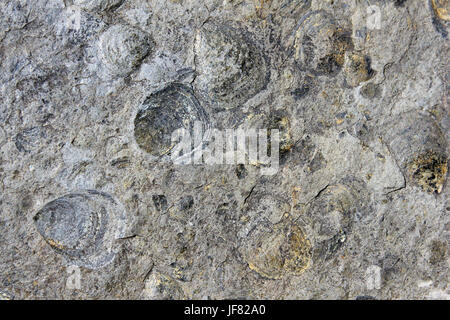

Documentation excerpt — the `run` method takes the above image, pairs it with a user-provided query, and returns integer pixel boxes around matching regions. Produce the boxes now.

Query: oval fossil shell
[382,111,447,193]
[241,223,311,279]
[73,0,123,12]
[134,83,210,158]
[33,190,127,269]
[99,24,151,78]
[292,10,353,75]
[194,22,270,109]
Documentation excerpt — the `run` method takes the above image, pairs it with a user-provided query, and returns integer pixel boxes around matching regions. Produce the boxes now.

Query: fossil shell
[73,0,123,12]
[194,22,269,109]
[293,10,353,75]
[134,83,209,159]
[34,190,127,269]
[382,111,447,193]
[241,223,311,279]
[99,24,151,78]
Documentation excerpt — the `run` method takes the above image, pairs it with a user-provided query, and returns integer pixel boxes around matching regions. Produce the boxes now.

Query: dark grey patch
[348,121,373,145]
[393,0,407,7]
[235,164,248,180]
[177,196,194,211]
[292,84,310,100]
[432,16,448,38]
[152,195,168,212]
[381,253,401,282]
[344,54,376,87]
[65,11,106,45]
[111,157,130,168]
[429,240,447,265]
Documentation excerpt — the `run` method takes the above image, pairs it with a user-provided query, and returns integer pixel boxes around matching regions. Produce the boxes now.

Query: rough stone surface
[0,0,448,300]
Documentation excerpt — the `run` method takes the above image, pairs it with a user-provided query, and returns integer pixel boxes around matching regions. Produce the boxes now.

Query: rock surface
[0,0,448,300]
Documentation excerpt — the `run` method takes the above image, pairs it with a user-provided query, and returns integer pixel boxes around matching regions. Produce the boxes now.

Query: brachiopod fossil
[99,24,151,78]
[194,22,269,109]
[134,83,210,159]
[34,190,127,269]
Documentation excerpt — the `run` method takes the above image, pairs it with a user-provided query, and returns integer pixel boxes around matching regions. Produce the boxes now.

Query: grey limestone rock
[0,0,448,300]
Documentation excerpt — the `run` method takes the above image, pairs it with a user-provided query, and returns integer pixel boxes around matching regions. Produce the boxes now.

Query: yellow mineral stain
[46,238,65,250]
[432,0,450,21]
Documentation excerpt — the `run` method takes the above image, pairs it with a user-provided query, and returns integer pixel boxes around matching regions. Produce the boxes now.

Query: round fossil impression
[194,22,269,109]
[34,190,127,269]
[382,111,447,194]
[241,223,312,280]
[99,24,152,78]
[293,10,353,75]
[134,83,210,158]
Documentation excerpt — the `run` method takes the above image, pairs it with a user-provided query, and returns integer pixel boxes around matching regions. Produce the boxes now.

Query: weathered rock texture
[0,0,448,300]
